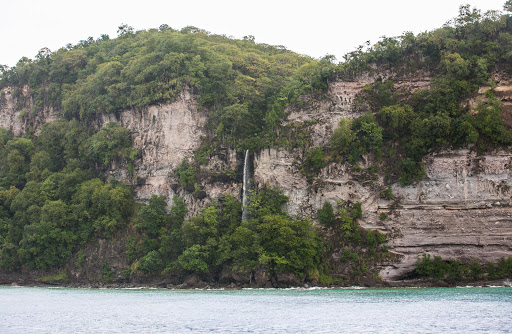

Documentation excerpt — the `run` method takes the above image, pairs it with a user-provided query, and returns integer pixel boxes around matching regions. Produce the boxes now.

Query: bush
[365,230,377,247]
[76,250,85,268]
[415,254,512,281]
[381,186,394,200]
[331,119,354,155]
[399,159,425,185]
[175,159,196,189]
[318,202,335,227]
[178,245,208,273]
[138,250,163,274]
[351,202,363,219]
[85,122,137,166]
[303,147,327,174]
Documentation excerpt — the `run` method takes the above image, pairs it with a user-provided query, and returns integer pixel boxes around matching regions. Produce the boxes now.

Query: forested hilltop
[1,3,512,287]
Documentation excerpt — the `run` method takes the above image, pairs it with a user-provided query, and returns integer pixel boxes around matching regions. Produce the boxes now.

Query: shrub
[76,250,85,268]
[138,250,163,274]
[304,147,328,174]
[175,159,196,189]
[318,202,335,227]
[381,186,394,200]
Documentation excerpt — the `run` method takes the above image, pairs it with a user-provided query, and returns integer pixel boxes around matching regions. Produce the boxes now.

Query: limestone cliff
[1,73,511,283]
[248,74,512,280]
[98,89,209,212]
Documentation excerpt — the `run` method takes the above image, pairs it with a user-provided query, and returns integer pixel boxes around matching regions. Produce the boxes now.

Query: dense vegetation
[127,189,392,285]
[2,5,511,177]
[129,187,325,283]
[414,254,512,282]
[0,121,136,270]
[0,25,334,151]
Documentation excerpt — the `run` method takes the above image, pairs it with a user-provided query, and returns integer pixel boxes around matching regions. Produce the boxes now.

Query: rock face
[1,74,512,282]
[251,76,512,281]
[100,90,208,206]
[380,150,512,279]
[0,86,59,135]
[252,147,512,282]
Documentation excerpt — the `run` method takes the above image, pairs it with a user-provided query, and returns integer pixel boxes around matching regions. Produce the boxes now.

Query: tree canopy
[0,121,136,270]
[0,26,334,150]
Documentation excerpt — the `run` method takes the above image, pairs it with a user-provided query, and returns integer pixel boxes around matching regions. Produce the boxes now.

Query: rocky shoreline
[2,271,510,290]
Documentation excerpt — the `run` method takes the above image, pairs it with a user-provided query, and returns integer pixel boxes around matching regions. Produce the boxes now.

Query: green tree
[219,103,250,140]
[136,195,168,237]
[317,202,335,227]
[178,244,209,273]
[18,216,76,270]
[331,119,355,155]
[84,122,137,166]
[352,113,383,155]
[175,159,196,189]
[304,147,327,174]
[505,1,512,12]
[256,215,322,277]
[138,250,163,274]
[72,179,134,238]
[228,225,258,270]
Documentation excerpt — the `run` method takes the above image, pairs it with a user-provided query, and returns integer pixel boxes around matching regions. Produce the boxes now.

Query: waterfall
[242,149,250,222]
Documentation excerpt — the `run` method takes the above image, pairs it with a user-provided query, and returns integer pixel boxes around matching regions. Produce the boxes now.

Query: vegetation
[175,159,198,191]
[0,121,136,270]
[299,5,512,184]
[414,254,512,282]
[0,3,511,286]
[0,26,334,151]
[129,187,323,283]
[316,201,392,283]
[1,4,511,181]
[340,5,512,77]
[0,122,327,283]
[36,271,69,282]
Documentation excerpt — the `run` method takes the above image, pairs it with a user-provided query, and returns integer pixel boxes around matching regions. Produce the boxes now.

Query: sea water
[0,286,511,333]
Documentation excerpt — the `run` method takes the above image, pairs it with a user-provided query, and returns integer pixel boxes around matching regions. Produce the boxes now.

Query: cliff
[250,74,512,281]
[2,71,511,283]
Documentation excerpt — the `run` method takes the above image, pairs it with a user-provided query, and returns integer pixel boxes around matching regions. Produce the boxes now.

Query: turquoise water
[0,286,511,333]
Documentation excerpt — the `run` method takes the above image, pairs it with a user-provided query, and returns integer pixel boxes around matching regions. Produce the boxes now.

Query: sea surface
[0,286,511,333]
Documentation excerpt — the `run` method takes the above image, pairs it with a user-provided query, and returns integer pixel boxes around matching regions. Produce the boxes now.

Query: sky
[0,0,507,67]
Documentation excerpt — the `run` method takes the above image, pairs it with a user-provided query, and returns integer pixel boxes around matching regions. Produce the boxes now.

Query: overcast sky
[1,0,506,67]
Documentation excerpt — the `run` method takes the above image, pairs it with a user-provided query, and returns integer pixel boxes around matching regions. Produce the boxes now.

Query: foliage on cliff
[125,191,393,285]
[316,201,392,283]
[2,4,510,161]
[0,121,136,270]
[307,5,512,184]
[414,254,512,282]
[0,26,334,151]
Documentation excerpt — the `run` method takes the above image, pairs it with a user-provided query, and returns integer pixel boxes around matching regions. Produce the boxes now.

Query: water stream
[242,149,250,222]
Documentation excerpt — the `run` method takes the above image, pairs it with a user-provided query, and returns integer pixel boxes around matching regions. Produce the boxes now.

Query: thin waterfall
[242,149,250,222]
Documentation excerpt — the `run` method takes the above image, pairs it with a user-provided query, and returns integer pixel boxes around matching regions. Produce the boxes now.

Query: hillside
[1,4,512,287]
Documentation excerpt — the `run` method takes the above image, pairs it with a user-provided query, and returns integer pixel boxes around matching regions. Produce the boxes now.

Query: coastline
[1,271,510,290]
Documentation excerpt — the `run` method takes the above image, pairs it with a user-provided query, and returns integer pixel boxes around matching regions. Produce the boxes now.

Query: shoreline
[1,278,510,290]
[2,269,510,290]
